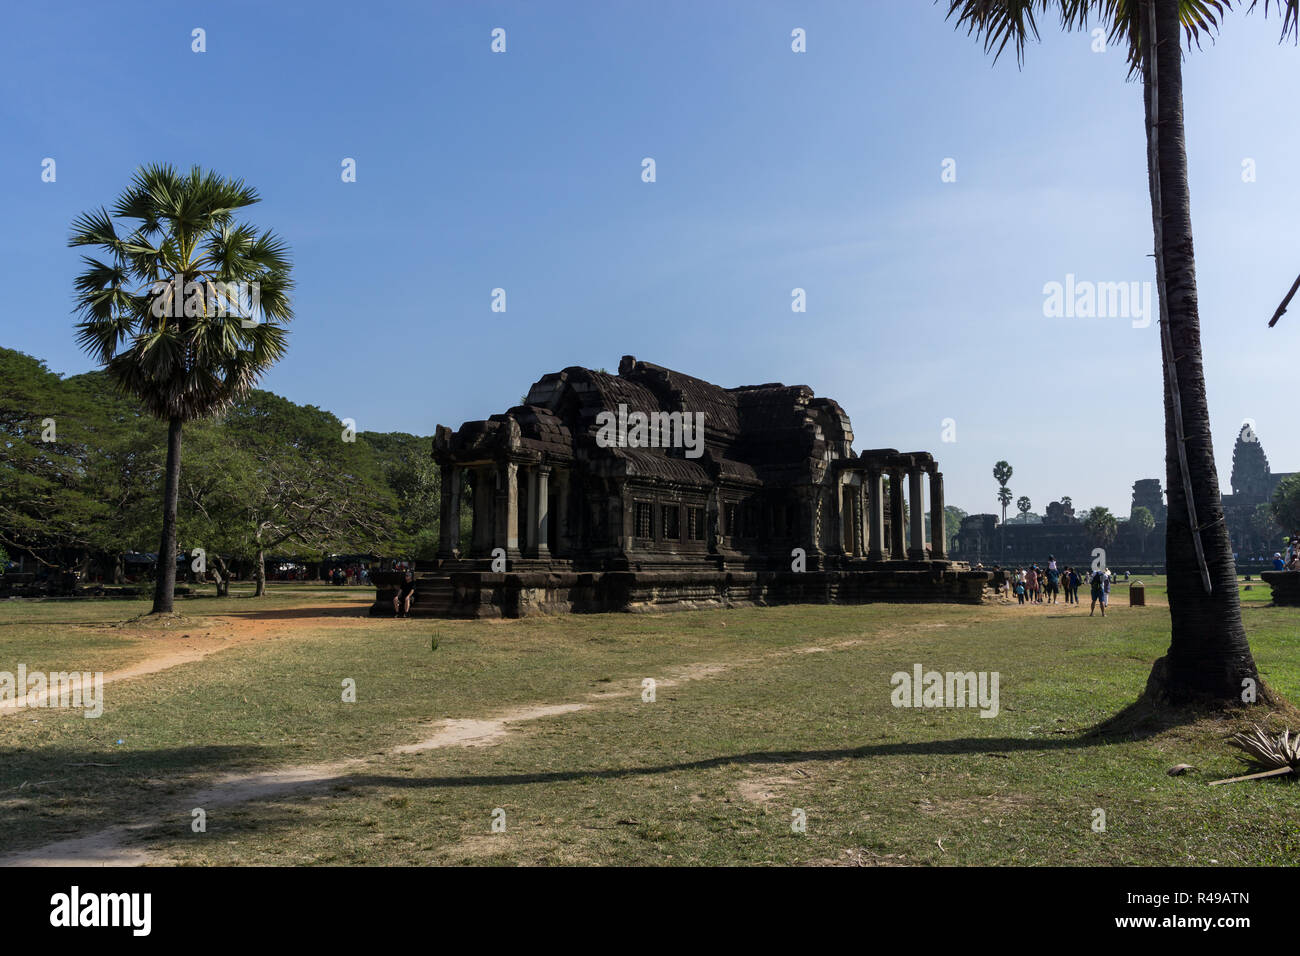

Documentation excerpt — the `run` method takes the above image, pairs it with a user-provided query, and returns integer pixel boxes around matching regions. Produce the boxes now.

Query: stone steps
[410,576,455,616]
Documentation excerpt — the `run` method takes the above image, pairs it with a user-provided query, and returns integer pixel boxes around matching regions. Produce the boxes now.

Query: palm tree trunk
[151,416,183,614]
[1142,0,1260,704]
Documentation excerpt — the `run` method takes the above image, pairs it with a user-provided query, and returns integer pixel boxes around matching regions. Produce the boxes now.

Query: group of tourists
[328,564,371,586]
[999,556,1120,617]
[1272,537,1300,570]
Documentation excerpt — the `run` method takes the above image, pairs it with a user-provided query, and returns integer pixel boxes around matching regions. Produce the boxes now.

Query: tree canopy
[0,346,432,578]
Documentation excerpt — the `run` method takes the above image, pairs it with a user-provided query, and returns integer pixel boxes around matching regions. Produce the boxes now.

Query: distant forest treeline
[0,346,443,579]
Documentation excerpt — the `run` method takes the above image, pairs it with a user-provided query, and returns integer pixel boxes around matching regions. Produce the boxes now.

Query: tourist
[1016,576,1026,604]
[1068,566,1082,604]
[1025,566,1037,603]
[1045,557,1060,604]
[394,568,417,617]
[1273,552,1286,571]
[1089,567,1108,617]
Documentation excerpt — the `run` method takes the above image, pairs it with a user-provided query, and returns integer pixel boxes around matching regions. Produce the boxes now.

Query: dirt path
[0,633,869,867]
[1,603,374,718]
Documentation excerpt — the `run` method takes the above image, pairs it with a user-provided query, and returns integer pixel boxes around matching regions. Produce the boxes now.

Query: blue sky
[2,0,1297,517]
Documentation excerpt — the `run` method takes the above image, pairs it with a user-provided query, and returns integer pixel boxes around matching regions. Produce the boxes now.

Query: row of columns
[844,464,945,562]
[437,461,561,561]
[436,457,946,565]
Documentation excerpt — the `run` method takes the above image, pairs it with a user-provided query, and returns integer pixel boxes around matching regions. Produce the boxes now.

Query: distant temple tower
[1223,424,1293,555]
[1230,424,1274,501]
[1131,479,1166,522]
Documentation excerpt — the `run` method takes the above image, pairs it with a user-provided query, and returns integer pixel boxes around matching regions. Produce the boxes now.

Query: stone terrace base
[371,566,992,619]
[1261,570,1300,606]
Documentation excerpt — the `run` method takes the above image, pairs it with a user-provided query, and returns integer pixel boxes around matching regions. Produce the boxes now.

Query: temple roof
[434,355,860,487]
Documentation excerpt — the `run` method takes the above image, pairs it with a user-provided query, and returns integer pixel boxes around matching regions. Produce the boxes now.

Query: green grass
[1,578,1297,866]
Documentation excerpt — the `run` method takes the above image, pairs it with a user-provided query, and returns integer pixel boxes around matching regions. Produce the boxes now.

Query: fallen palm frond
[1208,723,1300,786]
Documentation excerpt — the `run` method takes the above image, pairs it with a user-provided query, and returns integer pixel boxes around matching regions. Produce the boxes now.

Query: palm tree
[70,164,293,613]
[993,460,1014,522]
[946,0,1297,705]
[1016,495,1032,522]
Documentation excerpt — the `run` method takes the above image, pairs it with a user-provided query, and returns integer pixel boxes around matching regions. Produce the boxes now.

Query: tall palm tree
[946,0,1297,705]
[997,486,1013,522]
[71,164,293,613]
[993,460,1014,522]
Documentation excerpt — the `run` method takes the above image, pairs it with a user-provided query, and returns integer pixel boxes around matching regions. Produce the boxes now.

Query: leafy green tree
[945,0,1297,706]
[1016,495,1032,522]
[1271,475,1300,536]
[1131,505,1156,554]
[70,164,293,612]
[0,349,112,569]
[1085,506,1119,550]
[192,391,395,595]
[1250,502,1281,555]
[944,504,967,555]
[363,431,441,559]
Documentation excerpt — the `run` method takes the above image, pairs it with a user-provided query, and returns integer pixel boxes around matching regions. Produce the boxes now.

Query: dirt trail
[1,603,374,718]
[0,631,871,867]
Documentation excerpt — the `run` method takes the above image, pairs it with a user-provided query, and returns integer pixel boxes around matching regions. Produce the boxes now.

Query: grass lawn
[0,577,1297,866]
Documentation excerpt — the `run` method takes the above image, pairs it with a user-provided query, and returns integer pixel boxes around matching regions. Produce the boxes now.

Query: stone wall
[1261,571,1300,606]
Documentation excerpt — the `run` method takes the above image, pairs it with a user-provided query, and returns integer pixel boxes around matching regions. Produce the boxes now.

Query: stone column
[525,465,538,555]
[806,488,823,556]
[849,482,860,555]
[493,461,520,560]
[551,468,566,554]
[833,478,848,555]
[889,468,906,560]
[536,465,551,558]
[437,464,455,558]
[866,467,885,562]
[448,466,461,557]
[472,467,493,557]
[929,467,946,560]
[856,482,867,558]
[438,465,461,559]
[908,467,927,560]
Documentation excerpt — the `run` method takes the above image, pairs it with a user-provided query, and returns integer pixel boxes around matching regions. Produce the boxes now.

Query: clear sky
[2,0,1297,518]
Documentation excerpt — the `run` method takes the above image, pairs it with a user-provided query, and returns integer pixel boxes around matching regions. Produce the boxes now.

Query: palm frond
[1229,722,1300,769]
[943,0,1244,75]
[1247,0,1300,39]
[69,164,293,423]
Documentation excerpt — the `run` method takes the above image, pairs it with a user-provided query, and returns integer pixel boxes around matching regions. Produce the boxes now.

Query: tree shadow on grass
[0,703,1215,859]
[342,729,1138,794]
[0,743,266,855]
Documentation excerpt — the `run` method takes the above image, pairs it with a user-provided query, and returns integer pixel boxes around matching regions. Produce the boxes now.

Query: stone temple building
[372,356,988,617]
